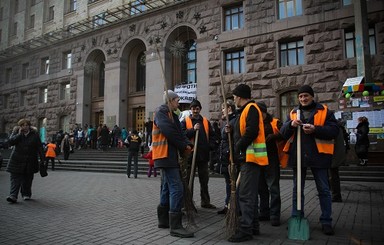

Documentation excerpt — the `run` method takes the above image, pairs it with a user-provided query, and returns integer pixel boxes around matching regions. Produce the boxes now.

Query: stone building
[0,0,383,143]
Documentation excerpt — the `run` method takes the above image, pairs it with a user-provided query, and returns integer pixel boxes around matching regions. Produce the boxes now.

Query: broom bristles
[179,154,197,227]
[225,164,239,237]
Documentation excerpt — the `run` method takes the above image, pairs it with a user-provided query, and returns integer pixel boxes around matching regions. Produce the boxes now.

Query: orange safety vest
[185,116,209,142]
[152,112,169,160]
[283,105,334,155]
[45,143,57,158]
[239,103,268,166]
[271,118,288,168]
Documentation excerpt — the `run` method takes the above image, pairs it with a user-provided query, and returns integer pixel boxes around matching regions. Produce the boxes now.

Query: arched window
[136,51,146,92]
[280,90,298,121]
[182,40,196,84]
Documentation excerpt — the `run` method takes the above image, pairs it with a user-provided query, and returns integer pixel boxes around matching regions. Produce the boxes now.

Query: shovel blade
[287,216,310,241]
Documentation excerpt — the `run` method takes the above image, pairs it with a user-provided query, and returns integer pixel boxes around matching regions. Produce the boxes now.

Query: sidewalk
[0,170,383,244]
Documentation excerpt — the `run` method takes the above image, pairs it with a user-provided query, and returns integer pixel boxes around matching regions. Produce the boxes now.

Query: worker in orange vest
[45,139,57,171]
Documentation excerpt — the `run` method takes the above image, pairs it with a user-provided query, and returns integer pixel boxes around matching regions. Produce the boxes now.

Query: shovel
[288,109,310,240]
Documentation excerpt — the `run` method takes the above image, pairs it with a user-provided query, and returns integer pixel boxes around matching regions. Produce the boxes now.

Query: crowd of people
[4,84,371,243]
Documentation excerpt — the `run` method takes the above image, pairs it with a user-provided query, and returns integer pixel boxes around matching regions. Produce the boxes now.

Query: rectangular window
[279,40,304,67]
[343,0,352,6]
[3,95,9,109]
[63,51,72,69]
[224,5,244,31]
[60,83,71,100]
[93,13,106,28]
[69,0,77,12]
[22,63,29,79]
[278,0,302,19]
[48,6,54,21]
[20,91,27,107]
[5,68,12,84]
[13,22,17,36]
[41,57,50,75]
[345,28,376,58]
[225,50,245,75]
[29,15,35,29]
[130,1,146,15]
[39,87,48,103]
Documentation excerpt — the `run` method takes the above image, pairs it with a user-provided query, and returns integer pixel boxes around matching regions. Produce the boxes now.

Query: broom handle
[188,129,199,192]
[218,70,236,189]
[297,109,302,211]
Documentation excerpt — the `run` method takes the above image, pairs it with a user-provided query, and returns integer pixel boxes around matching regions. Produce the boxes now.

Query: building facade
[0,0,383,143]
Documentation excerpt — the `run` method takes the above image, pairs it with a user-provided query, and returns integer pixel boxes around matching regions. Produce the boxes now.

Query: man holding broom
[228,84,267,242]
[153,90,194,238]
[280,85,339,236]
[181,99,217,209]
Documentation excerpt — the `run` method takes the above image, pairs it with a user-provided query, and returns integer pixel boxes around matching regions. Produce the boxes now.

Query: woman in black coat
[6,119,45,203]
[355,116,370,166]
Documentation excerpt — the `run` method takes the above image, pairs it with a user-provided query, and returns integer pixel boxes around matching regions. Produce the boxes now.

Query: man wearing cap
[181,99,216,209]
[229,84,267,242]
[280,85,339,236]
[152,90,194,238]
[256,101,284,227]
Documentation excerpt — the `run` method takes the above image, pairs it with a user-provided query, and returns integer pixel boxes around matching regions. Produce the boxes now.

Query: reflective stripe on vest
[152,113,169,160]
[283,105,334,155]
[271,118,288,168]
[185,116,209,142]
[239,103,268,165]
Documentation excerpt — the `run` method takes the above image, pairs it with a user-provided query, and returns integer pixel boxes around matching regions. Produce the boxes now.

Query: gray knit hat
[163,90,179,103]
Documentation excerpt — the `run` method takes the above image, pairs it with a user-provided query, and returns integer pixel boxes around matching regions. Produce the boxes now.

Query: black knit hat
[298,85,314,97]
[256,101,267,113]
[233,84,251,99]
[190,99,202,109]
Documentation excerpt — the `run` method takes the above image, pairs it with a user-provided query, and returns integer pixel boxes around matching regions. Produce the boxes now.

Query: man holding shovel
[280,85,339,237]
[181,99,216,209]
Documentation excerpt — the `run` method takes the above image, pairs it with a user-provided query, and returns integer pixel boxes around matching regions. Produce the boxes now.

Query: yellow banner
[373,96,384,102]
[370,128,384,134]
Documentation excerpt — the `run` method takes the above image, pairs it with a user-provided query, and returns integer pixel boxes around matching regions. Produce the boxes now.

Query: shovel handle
[297,110,302,211]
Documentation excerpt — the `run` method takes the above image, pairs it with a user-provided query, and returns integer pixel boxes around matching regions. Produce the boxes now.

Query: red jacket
[143,151,154,166]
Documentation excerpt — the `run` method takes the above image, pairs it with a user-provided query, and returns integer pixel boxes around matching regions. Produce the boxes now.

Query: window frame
[224,49,245,75]
[60,83,71,101]
[29,14,35,29]
[19,91,27,107]
[5,68,12,84]
[41,57,50,75]
[62,51,72,69]
[47,6,54,21]
[279,39,304,67]
[279,90,299,121]
[278,0,303,20]
[39,87,48,104]
[223,4,244,31]
[22,63,29,80]
[344,27,376,58]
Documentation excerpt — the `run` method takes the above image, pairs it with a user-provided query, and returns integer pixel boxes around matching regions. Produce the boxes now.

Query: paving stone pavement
[0,170,383,245]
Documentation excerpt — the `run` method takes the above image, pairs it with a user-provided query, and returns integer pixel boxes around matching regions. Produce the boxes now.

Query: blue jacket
[280,102,339,168]
[153,104,191,169]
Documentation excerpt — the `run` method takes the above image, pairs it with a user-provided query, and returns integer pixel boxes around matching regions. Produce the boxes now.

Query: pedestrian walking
[45,139,57,171]
[228,84,267,242]
[280,85,339,236]
[153,90,194,238]
[61,134,71,160]
[126,129,142,178]
[6,119,45,203]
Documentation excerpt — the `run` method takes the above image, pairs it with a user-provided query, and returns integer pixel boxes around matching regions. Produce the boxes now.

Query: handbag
[39,161,48,177]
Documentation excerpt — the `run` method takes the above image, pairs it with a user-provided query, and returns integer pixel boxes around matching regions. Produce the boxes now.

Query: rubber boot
[169,212,194,238]
[157,205,169,228]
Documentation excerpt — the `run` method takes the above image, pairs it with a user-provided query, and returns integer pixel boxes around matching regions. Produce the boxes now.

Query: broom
[218,70,239,237]
[156,47,197,226]
[188,129,199,196]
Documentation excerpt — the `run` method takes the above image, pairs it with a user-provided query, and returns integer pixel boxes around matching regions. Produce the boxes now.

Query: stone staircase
[1,148,384,182]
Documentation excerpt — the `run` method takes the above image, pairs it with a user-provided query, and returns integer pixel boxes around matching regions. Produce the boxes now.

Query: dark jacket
[6,127,45,174]
[217,112,237,173]
[280,102,339,168]
[233,100,260,163]
[154,104,191,169]
[356,121,370,147]
[127,133,142,152]
[181,114,215,162]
